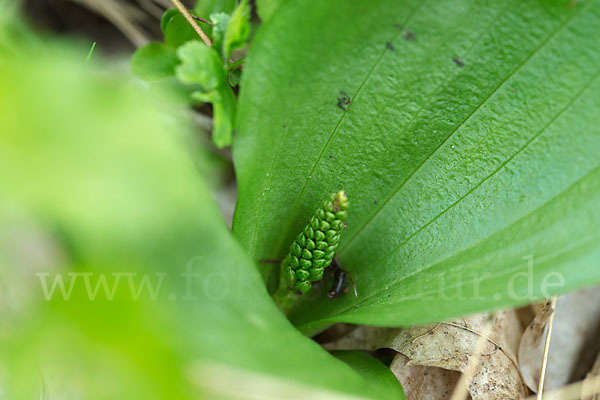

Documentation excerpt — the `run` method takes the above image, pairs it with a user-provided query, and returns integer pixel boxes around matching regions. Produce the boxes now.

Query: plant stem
[170,0,212,47]
[227,58,245,71]
[272,264,299,315]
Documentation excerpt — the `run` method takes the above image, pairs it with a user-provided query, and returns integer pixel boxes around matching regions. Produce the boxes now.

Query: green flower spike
[281,190,349,294]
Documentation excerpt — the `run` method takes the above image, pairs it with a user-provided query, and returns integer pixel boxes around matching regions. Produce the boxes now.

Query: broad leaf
[256,0,282,22]
[0,39,399,399]
[333,351,405,400]
[233,0,600,333]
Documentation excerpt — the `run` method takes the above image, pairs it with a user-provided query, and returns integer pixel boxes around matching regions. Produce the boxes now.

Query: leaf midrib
[266,1,427,259]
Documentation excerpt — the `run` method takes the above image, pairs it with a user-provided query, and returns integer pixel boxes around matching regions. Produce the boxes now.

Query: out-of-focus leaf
[332,351,405,400]
[0,37,398,399]
[148,76,195,107]
[176,40,225,91]
[131,42,179,81]
[233,0,600,334]
[224,0,250,60]
[256,0,282,22]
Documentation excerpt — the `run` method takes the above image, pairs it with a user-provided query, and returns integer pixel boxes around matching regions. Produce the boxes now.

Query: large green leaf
[333,351,405,400]
[0,39,400,398]
[233,0,600,333]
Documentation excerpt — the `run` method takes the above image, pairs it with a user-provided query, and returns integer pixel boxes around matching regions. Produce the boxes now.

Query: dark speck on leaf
[288,80,293,86]
[452,56,464,67]
[337,91,351,111]
[328,155,333,159]
[283,124,287,129]
[403,30,415,41]
[386,41,395,51]
[393,23,403,30]
[373,200,378,205]
[387,294,391,297]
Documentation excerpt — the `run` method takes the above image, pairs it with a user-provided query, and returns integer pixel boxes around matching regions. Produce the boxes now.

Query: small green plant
[130,0,250,148]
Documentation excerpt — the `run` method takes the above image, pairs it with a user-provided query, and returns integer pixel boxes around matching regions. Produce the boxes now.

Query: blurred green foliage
[0,8,400,399]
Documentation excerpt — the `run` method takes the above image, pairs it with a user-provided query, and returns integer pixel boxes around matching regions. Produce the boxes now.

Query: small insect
[337,91,351,111]
[452,56,464,67]
[327,258,357,298]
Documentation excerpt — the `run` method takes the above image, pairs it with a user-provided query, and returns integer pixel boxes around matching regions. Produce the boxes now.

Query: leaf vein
[339,1,589,253]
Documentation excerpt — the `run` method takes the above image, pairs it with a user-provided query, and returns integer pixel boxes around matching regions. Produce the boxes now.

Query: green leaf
[332,351,405,400]
[256,0,282,22]
[210,12,230,58]
[163,12,198,48]
[148,76,196,107]
[194,0,236,19]
[0,37,395,399]
[233,0,600,334]
[160,8,180,34]
[176,40,226,91]
[224,0,250,60]
[131,42,179,81]
[193,85,236,148]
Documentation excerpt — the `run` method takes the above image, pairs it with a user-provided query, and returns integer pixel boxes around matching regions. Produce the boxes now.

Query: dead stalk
[537,297,558,399]
[169,0,212,46]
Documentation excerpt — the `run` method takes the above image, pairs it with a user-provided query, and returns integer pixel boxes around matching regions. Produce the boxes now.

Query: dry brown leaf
[324,312,528,399]
[582,354,600,400]
[518,300,554,392]
[518,288,600,392]
[390,353,463,400]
